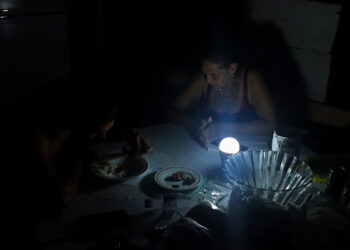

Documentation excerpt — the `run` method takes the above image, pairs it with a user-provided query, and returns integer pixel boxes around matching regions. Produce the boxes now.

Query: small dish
[154,166,202,191]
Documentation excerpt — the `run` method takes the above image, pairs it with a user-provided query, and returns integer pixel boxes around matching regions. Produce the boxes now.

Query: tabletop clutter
[150,127,348,250]
[104,125,347,221]
[201,128,349,217]
[37,124,349,249]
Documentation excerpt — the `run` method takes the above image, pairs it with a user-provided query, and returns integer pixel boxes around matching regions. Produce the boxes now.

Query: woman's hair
[200,39,244,79]
[201,40,243,69]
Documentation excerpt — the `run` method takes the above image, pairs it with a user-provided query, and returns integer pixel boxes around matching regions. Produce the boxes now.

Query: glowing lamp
[219,137,240,167]
[219,137,240,154]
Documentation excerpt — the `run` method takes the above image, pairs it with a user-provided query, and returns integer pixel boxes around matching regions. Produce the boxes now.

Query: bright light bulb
[219,137,240,154]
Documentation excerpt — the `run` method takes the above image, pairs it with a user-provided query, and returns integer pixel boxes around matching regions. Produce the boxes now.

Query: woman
[26,75,152,219]
[168,43,276,149]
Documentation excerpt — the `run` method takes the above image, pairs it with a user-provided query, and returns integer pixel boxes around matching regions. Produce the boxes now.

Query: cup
[271,127,302,157]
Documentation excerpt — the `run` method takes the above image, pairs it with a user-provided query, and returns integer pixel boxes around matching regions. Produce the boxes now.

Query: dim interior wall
[289,48,332,102]
[0,0,343,117]
[0,13,70,102]
[244,0,341,103]
[0,0,65,13]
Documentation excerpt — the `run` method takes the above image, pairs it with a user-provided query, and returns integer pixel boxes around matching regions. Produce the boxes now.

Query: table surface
[36,123,326,249]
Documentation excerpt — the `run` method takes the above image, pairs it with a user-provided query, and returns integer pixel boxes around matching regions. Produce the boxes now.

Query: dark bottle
[338,181,350,217]
[326,166,347,200]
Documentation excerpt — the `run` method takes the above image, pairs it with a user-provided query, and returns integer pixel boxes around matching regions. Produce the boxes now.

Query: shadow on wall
[239,21,310,128]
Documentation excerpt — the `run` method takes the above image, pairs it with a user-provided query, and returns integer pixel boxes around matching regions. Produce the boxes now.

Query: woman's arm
[35,130,66,188]
[248,70,276,124]
[35,130,82,209]
[166,73,207,130]
[102,126,153,154]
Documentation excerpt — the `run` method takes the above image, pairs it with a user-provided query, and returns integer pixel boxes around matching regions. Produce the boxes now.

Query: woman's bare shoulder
[247,68,266,83]
[246,69,269,91]
[246,69,270,104]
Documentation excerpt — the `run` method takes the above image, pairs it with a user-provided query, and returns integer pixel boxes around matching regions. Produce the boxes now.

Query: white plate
[154,167,202,191]
[91,155,148,182]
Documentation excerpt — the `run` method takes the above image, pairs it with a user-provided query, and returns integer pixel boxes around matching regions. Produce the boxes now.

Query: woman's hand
[92,129,153,159]
[193,117,217,149]
[134,133,153,153]
[128,130,153,154]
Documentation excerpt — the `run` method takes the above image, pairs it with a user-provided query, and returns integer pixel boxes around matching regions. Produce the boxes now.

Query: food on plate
[165,171,195,185]
[92,160,126,178]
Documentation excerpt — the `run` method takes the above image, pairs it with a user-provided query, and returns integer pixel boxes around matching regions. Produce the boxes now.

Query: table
[36,123,319,249]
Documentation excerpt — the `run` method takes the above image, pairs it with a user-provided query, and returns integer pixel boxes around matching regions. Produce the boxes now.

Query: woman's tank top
[196,69,258,123]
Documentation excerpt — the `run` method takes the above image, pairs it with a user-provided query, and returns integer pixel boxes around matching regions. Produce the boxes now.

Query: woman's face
[201,60,237,88]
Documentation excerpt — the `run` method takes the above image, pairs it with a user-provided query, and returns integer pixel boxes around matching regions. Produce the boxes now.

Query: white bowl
[223,150,313,207]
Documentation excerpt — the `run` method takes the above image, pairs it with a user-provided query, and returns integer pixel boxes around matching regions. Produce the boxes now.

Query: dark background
[1,0,349,128]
